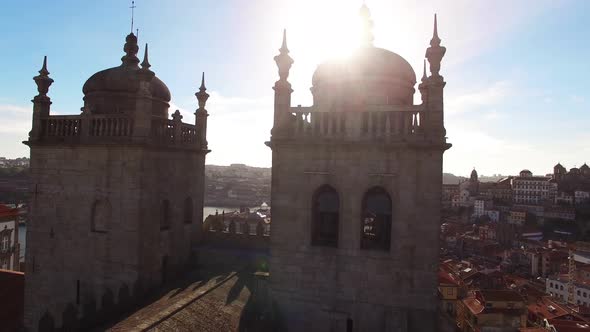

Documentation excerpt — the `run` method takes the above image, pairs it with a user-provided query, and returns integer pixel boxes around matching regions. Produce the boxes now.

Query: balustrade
[37,113,199,148]
[89,115,133,137]
[289,105,424,140]
[42,116,81,137]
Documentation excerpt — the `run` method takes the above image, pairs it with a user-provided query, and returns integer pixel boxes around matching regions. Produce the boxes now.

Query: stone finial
[140,43,151,70]
[359,2,375,47]
[274,29,294,82]
[421,59,428,82]
[425,14,446,78]
[196,72,210,109]
[33,56,54,97]
[430,14,441,47]
[121,32,140,67]
[172,109,183,121]
[137,43,155,85]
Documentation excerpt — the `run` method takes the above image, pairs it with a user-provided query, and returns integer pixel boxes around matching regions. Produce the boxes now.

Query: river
[17,206,240,262]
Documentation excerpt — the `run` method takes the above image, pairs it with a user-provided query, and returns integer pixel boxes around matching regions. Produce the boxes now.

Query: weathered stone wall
[23,144,205,331]
[269,142,443,331]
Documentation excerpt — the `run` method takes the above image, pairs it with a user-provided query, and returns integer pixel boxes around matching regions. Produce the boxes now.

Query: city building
[512,170,557,205]
[509,209,527,226]
[267,5,449,330]
[544,205,576,222]
[474,199,493,218]
[546,275,590,306]
[22,31,209,331]
[0,204,20,271]
[439,270,461,317]
[456,290,527,331]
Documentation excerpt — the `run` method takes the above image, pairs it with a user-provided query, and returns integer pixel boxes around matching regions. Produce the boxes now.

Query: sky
[0,0,588,177]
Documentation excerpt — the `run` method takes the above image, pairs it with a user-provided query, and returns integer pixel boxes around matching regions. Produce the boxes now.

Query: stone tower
[267,6,450,331]
[23,33,209,331]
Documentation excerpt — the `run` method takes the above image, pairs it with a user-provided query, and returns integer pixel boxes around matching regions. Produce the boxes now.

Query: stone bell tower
[23,32,210,331]
[267,6,450,331]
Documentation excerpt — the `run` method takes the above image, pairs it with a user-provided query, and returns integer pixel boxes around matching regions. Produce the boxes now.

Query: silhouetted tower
[23,32,209,331]
[267,6,450,331]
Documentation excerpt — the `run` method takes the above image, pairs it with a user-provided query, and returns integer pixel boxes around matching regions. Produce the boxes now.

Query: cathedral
[267,4,449,331]
[23,31,209,331]
[21,3,450,332]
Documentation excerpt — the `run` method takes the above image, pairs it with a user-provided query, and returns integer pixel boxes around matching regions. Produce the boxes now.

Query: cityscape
[0,1,589,332]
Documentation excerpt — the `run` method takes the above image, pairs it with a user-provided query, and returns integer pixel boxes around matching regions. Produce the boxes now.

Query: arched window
[361,187,392,250]
[183,197,193,224]
[91,199,111,233]
[312,185,339,247]
[160,200,171,230]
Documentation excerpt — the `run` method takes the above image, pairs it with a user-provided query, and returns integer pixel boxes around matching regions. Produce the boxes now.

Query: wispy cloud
[0,104,31,135]
[446,81,511,115]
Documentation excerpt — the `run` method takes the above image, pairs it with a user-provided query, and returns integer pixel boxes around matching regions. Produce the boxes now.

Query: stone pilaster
[133,44,155,141]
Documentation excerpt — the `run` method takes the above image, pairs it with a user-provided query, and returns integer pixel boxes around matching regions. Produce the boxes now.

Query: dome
[470,168,478,181]
[81,33,171,117]
[312,47,416,86]
[520,170,532,177]
[83,66,171,102]
[311,47,417,106]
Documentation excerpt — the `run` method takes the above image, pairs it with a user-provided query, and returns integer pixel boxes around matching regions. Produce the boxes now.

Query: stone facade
[267,7,450,332]
[23,34,209,331]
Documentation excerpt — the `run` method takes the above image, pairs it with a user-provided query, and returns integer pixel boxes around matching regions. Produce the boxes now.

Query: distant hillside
[204,164,271,207]
[443,173,466,185]
[0,159,499,205]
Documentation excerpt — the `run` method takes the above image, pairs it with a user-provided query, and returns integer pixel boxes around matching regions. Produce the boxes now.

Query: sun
[287,0,364,61]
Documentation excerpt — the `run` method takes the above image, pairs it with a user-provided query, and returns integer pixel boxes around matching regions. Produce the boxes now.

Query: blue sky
[0,0,588,177]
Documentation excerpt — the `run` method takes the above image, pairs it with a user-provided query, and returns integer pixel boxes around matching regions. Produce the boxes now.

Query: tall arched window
[183,197,193,224]
[312,185,339,247]
[160,200,171,230]
[361,187,392,250]
[91,199,111,233]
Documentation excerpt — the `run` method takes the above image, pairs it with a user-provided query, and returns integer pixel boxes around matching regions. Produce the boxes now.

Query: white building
[0,218,19,271]
[512,170,557,205]
[546,275,590,306]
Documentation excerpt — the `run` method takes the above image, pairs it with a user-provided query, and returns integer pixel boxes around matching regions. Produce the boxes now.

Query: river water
[17,206,240,262]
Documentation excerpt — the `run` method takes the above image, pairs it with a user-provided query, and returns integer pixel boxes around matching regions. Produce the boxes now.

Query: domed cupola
[311,4,417,108]
[82,32,171,118]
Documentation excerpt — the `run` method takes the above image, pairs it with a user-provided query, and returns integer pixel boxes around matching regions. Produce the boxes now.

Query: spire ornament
[274,29,294,83]
[196,72,210,109]
[121,32,140,67]
[33,56,54,98]
[421,59,428,82]
[425,14,446,78]
[195,72,210,149]
[359,2,375,47]
[140,43,151,69]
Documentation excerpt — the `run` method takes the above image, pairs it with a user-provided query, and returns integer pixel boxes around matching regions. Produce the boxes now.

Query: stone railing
[150,118,175,144]
[150,119,198,146]
[287,105,425,140]
[180,123,197,144]
[36,114,199,148]
[41,116,82,137]
[89,114,133,137]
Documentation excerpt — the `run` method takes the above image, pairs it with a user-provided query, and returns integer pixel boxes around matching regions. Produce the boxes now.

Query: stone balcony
[278,104,432,143]
[31,113,203,150]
